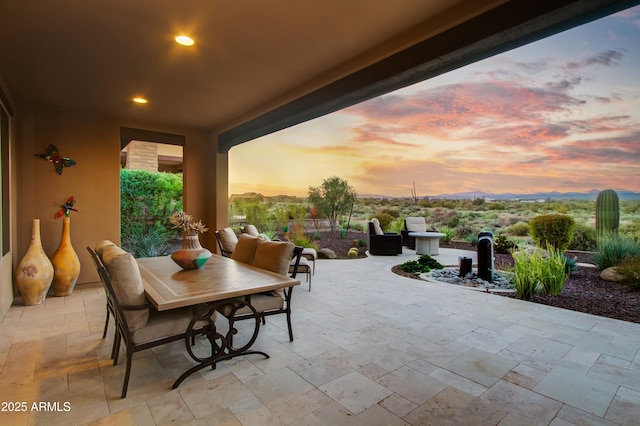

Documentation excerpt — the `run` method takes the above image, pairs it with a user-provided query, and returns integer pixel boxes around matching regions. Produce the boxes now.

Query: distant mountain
[428,189,640,201]
[357,189,640,200]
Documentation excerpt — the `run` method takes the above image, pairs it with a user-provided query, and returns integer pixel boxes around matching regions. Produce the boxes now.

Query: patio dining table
[137,254,299,388]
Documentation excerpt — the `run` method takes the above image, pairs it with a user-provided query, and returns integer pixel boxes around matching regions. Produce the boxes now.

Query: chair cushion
[243,224,260,236]
[217,294,284,316]
[252,240,295,276]
[371,218,384,235]
[301,247,317,260]
[131,306,216,345]
[100,245,149,331]
[405,217,427,232]
[231,234,260,264]
[217,227,238,253]
[94,240,116,256]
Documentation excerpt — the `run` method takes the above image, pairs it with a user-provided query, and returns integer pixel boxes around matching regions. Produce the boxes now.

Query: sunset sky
[229,6,640,198]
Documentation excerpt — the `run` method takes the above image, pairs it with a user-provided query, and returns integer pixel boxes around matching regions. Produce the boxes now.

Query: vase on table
[16,219,54,305]
[171,234,212,270]
[51,216,81,296]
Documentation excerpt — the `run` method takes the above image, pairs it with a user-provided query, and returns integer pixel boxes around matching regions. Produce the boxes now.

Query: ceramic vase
[171,234,212,270]
[16,219,54,305]
[51,217,81,296]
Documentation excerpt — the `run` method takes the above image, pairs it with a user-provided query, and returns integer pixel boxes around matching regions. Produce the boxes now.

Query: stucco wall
[13,101,217,287]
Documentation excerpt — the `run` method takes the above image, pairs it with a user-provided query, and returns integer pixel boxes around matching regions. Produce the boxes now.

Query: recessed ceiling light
[175,35,195,46]
[132,97,148,104]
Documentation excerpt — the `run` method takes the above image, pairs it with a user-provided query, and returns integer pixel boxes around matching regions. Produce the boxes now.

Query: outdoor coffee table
[408,232,446,255]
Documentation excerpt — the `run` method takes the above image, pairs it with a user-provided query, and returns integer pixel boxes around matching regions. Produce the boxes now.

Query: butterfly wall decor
[55,196,79,219]
[35,144,77,175]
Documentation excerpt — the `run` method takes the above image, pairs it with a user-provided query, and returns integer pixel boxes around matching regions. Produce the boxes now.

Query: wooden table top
[137,255,300,311]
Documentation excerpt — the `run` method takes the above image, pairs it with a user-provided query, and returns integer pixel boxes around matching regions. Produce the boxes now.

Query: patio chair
[367,218,402,255]
[214,227,238,257]
[87,245,216,398]
[217,241,304,341]
[401,216,428,250]
[241,224,260,237]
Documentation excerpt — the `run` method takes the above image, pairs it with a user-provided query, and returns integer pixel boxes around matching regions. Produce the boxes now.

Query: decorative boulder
[317,248,337,259]
[601,266,624,282]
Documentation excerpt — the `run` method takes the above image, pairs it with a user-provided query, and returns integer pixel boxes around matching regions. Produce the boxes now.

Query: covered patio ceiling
[1,0,637,151]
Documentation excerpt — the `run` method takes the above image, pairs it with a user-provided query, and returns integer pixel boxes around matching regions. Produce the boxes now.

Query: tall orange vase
[16,219,54,305]
[51,217,81,296]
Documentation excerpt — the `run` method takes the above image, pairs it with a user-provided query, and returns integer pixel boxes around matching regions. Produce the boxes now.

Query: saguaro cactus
[596,189,619,244]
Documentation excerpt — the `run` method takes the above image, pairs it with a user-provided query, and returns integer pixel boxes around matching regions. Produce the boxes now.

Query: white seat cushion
[405,217,427,232]
[371,218,384,235]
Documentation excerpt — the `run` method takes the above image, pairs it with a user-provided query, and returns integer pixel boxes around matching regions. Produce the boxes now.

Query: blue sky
[230,5,640,197]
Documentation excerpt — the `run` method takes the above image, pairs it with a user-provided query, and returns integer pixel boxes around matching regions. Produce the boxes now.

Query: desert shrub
[619,221,640,243]
[338,228,347,239]
[371,213,395,231]
[541,248,569,295]
[357,239,367,247]
[400,260,430,274]
[568,223,597,252]
[513,250,541,300]
[512,247,567,299]
[465,234,479,246]
[455,224,480,240]
[121,225,172,258]
[494,235,518,254]
[560,254,578,275]
[488,202,505,210]
[244,202,269,230]
[529,214,575,252]
[350,223,365,232]
[418,254,444,270]
[507,221,530,236]
[292,236,319,250]
[439,226,454,242]
[618,255,640,289]
[379,208,400,218]
[594,235,640,270]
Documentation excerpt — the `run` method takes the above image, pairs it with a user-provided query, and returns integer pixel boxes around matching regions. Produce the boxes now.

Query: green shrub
[529,214,575,252]
[541,248,569,295]
[594,235,640,270]
[494,235,518,254]
[561,254,578,276]
[338,228,347,239]
[121,225,172,258]
[120,169,183,237]
[418,254,444,269]
[371,213,395,232]
[513,250,541,300]
[292,236,319,250]
[439,226,454,242]
[357,239,367,247]
[507,221,530,236]
[568,223,597,252]
[379,208,400,218]
[618,255,640,289]
[512,247,568,298]
[400,260,430,274]
[465,234,479,246]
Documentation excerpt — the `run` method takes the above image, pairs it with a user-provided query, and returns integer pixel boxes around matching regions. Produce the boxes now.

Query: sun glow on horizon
[230,6,640,198]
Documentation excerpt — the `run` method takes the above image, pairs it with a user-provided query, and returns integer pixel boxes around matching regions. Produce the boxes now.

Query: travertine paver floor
[1,247,639,425]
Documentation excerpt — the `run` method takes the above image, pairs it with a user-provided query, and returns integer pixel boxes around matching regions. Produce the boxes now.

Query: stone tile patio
[1,247,639,425]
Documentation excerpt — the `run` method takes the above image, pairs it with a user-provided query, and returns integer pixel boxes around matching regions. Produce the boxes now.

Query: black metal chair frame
[218,246,303,341]
[87,247,215,398]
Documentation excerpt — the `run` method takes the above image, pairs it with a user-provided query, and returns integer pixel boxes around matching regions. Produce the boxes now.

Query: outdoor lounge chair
[367,218,402,255]
[401,216,428,250]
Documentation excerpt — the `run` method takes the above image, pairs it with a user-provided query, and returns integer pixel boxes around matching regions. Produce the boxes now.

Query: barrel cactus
[596,189,619,244]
